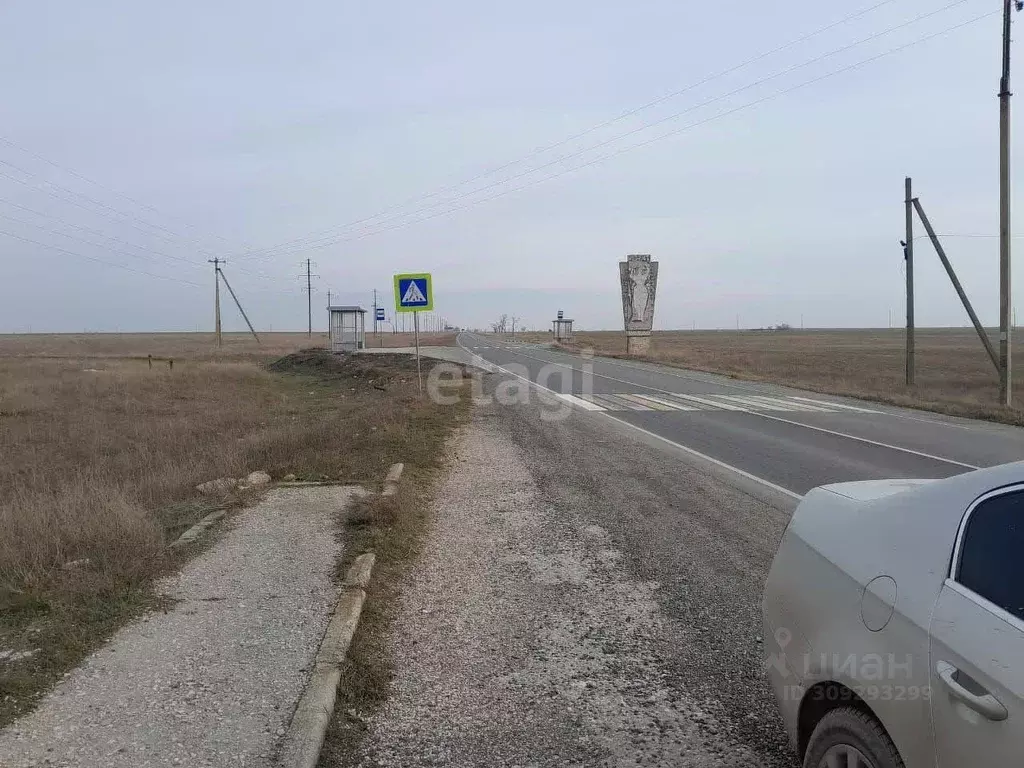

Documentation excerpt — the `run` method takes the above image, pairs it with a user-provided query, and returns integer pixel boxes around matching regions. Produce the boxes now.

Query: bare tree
[490,314,509,335]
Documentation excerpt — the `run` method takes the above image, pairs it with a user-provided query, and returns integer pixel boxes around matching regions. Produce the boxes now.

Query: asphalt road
[458,332,1024,497]
[441,332,1024,765]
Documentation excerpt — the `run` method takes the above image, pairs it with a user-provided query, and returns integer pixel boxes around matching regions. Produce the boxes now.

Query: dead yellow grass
[0,340,465,726]
[539,328,1024,424]
[0,331,458,362]
[0,332,320,362]
[362,331,458,349]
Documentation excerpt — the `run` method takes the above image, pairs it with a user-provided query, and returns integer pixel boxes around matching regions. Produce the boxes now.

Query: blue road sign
[375,308,386,321]
[394,273,433,312]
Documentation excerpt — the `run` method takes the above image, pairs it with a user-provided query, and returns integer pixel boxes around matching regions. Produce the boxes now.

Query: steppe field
[0,331,460,725]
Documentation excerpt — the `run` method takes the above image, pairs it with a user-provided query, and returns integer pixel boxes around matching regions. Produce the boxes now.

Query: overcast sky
[0,0,1019,332]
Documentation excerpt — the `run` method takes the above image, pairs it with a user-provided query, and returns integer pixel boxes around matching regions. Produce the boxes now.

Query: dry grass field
[0,331,456,361]
[0,333,465,725]
[512,328,1024,424]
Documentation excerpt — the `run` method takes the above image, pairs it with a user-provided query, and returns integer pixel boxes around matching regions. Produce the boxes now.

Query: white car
[762,463,1024,767]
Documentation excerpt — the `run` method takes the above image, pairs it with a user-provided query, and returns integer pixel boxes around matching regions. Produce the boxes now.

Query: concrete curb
[381,462,404,496]
[170,482,368,550]
[277,552,377,768]
[169,508,227,549]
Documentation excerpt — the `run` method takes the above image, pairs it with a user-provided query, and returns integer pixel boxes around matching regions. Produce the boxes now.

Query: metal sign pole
[414,310,422,393]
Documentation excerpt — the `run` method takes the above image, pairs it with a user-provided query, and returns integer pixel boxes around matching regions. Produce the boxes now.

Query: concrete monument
[619,254,659,355]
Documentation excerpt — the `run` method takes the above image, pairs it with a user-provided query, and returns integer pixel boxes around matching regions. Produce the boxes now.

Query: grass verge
[0,346,462,728]
[317,394,470,766]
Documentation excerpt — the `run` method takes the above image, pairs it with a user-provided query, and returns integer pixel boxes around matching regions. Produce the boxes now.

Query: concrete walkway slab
[0,486,356,768]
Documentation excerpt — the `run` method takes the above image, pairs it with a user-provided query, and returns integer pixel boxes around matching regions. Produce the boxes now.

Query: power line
[0,134,259,253]
[0,156,212,255]
[0,155,273,281]
[0,200,205,269]
[263,7,998,251]
[229,0,901,262]
[242,1,973,261]
[0,228,204,287]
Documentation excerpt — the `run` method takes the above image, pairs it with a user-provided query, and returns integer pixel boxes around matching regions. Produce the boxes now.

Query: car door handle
[936,661,1008,722]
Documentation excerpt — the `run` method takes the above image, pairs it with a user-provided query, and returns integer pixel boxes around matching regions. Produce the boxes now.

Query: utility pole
[373,289,379,337]
[306,259,313,338]
[1000,0,1018,405]
[208,258,223,347]
[905,177,915,385]
[297,260,318,337]
[217,266,260,343]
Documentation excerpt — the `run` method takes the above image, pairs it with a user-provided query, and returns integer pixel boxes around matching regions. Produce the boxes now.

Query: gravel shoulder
[0,486,357,768]
[336,392,786,767]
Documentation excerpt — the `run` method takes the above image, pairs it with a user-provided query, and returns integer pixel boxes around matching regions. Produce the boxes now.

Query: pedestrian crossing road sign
[394,273,433,312]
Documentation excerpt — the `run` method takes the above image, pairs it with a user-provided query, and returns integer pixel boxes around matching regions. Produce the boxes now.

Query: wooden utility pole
[1000,0,1016,405]
[208,258,223,347]
[905,177,915,385]
[217,266,260,343]
[914,198,1000,372]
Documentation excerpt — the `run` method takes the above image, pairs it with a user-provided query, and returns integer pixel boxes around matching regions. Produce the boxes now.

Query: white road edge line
[601,413,805,501]
[468,337,980,471]
[457,336,804,502]
[751,411,981,469]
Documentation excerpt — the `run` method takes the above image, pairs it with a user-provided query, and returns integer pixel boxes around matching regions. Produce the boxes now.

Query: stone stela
[619,254,659,355]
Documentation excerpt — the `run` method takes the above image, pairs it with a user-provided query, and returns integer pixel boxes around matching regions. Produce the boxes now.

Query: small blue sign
[375,308,386,321]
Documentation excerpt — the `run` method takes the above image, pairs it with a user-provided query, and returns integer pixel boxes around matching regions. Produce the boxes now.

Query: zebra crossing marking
[569,393,880,414]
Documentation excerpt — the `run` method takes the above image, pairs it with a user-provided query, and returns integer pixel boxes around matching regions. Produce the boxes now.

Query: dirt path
[336,410,761,767]
[0,486,356,768]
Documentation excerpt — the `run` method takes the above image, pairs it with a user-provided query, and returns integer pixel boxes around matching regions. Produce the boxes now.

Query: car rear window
[957,490,1024,623]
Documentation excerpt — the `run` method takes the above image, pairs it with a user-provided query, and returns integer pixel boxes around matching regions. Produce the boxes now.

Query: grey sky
[0,0,1018,332]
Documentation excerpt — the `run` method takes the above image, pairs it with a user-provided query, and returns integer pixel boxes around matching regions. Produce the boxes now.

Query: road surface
[415,332,1024,765]
[458,333,1024,497]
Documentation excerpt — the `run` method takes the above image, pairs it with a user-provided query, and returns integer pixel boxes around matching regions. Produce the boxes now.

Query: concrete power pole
[306,259,313,338]
[1000,0,1019,405]
[373,289,378,337]
[208,258,223,347]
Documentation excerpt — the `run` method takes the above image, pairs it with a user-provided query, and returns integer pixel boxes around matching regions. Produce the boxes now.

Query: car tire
[803,707,904,768]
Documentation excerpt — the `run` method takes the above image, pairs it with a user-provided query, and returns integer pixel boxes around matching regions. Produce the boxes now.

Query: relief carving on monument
[619,255,659,345]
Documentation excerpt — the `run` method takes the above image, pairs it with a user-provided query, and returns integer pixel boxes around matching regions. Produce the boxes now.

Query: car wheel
[804,707,904,768]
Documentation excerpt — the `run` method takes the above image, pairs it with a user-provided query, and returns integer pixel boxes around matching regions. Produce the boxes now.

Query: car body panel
[763,462,1024,767]
[929,580,1024,765]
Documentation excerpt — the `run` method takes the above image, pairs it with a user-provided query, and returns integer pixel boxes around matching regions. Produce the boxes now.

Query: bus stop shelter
[328,306,367,352]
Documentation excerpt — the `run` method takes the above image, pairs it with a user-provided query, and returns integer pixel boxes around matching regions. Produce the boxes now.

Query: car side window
[956,490,1024,623]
